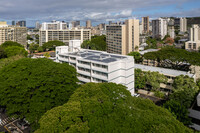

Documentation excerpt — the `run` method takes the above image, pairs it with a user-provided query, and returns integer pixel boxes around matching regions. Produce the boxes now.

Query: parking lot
[0,111,30,133]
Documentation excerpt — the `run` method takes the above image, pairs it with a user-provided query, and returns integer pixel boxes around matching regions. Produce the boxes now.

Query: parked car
[132,93,140,97]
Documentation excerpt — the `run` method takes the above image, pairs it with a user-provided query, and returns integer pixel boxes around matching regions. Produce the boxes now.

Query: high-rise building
[185,24,200,51]
[35,21,40,29]
[12,21,15,26]
[86,20,92,28]
[106,19,139,55]
[70,21,80,28]
[142,16,149,34]
[168,19,175,38]
[41,21,67,30]
[18,21,26,27]
[152,18,168,39]
[180,18,187,32]
[39,23,91,46]
[56,42,135,95]
[0,22,27,47]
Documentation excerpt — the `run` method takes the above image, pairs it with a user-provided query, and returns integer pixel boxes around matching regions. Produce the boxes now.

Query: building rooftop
[59,49,130,64]
[135,64,195,77]
[139,49,159,55]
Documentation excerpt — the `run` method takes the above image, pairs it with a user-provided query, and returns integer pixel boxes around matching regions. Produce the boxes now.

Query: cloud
[0,0,199,26]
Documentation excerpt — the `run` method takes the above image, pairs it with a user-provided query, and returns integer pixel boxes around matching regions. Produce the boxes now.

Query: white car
[132,93,140,97]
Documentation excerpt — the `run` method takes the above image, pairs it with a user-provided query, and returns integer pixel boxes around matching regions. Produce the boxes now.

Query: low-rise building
[135,64,195,91]
[56,40,135,94]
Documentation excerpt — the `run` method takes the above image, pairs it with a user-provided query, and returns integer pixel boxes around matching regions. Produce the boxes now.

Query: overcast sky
[0,0,200,27]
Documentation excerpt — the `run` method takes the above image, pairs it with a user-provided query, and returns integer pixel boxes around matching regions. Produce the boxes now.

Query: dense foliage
[4,46,28,57]
[29,43,39,53]
[143,47,200,71]
[1,41,24,48]
[163,75,199,125]
[170,75,199,108]
[0,58,79,129]
[0,55,24,70]
[36,83,192,133]
[163,100,191,125]
[0,46,6,59]
[81,35,106,51]
[135,69,167,91]
[42,40,65,51]
[128,52,143,63]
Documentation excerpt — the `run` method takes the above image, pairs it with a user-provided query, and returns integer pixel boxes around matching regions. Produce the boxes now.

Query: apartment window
[189,43,192,49]
[193,43,196,49]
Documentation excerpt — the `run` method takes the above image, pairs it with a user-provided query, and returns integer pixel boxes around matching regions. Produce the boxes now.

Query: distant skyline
[0,0,200,27]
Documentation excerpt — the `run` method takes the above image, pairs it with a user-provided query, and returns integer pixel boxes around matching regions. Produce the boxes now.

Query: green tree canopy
[163,100,191,125]
[4,46,28,58]
[128,52,143,63]
[29,43,39,53]
[0,55,24,70]
[37,46,43,52]
[0,46,6,59]
[36,83,192,133]
[135,69,146,90]
[81,35,106,51]
[42,40,65,51]
[1,41,24,48]
[170,75,199,108]
[0,58,79,129]
[143,47,200,71]
[135,69,167,91]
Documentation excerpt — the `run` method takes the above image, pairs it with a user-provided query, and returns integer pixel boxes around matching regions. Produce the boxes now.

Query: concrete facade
[106,19,139,55]
[0,22,27,47]
[56,43,135,95]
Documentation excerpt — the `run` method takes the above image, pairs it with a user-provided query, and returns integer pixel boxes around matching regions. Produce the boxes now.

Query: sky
[0,0,200,27]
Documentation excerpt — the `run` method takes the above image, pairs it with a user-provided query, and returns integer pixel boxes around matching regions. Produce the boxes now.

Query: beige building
[180,18,187,32]
[0,22,27,47]
[185,24,200,51]
[39,29,91,46]
[106,19,139,55]
[86,20,92,28]
[142,16,149,34]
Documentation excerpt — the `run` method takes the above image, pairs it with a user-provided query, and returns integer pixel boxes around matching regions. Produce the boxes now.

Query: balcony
[78,77,91,83]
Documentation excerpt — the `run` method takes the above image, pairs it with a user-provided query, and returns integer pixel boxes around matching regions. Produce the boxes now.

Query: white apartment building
[41,21,67,30]
[152,18,168,39]
[185,24,200,51]
[56,40,135,94]
[180,18,187,33]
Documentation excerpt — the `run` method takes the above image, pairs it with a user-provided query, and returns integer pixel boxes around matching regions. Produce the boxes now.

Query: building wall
[56,47,135,94]
[142,16,149,34]
[152,18,168,39]
[39,29,91,46]
[0,26,27,47]
[185,24,200,51]
[106,19,139,55]
[180,18,187,32]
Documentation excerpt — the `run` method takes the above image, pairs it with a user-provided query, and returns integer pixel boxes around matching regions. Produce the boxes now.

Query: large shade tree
[1,41,24,48]
[36,83,192,133]
[143,47,200,71]
[4,46,28,57]
[42,40,65,51]
[0,58,79,129]
[81,35,106,51]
